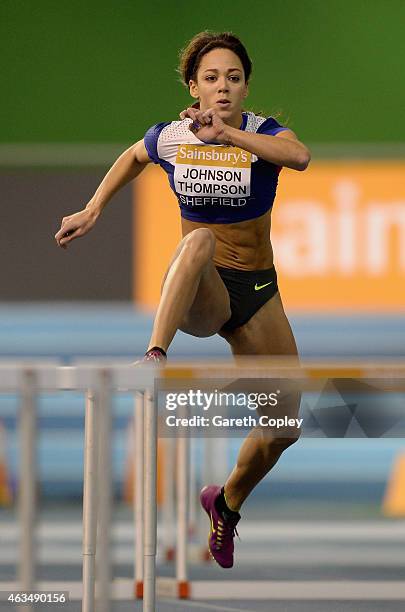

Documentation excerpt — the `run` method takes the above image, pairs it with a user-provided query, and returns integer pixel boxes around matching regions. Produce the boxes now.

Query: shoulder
[143,121,171,163]
[144,119,195,143]
[144,119,200,164]
[244,111,291,136]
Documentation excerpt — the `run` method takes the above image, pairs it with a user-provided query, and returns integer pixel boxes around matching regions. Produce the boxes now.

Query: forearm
[224,127,310,171]
[86,145,148,215]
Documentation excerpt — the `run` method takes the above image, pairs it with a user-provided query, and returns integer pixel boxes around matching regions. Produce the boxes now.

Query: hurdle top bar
[0,359,405,392]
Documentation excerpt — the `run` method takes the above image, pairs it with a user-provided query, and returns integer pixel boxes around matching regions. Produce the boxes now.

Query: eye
[205,75,216,81]
[229,75,240,82]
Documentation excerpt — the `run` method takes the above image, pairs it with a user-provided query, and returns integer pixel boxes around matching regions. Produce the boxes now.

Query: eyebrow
[203,68,242,73]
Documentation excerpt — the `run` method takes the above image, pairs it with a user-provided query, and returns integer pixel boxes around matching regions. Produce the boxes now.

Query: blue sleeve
[143,122,171,164]
[257,116,290,136]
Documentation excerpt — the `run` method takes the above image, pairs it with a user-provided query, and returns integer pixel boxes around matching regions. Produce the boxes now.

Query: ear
[189,79,199,100]
[243,82,249,98]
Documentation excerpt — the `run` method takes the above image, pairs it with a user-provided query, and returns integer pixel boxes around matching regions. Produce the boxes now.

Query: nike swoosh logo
[254,281,273,291]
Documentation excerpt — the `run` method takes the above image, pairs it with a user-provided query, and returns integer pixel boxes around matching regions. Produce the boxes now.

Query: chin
[215,106,233,117]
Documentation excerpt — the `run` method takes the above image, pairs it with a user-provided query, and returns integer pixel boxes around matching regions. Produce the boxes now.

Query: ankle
[216,486,241,519]
[145,346,167,358]
[223,486,241,513]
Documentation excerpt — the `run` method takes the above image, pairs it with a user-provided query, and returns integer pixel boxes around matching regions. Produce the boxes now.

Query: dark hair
[178,31,252,86]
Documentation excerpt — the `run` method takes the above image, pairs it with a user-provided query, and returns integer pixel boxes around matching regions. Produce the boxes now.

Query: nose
[217,76,229,93]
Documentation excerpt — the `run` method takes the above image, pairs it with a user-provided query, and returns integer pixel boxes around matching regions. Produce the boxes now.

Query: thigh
[220,290,299,357]
[180,262,231,336]
[161,235,231,337]
[221,291,301,428]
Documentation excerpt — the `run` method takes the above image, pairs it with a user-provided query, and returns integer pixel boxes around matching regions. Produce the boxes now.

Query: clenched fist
[54,207,99,250]
[179,107,233,145]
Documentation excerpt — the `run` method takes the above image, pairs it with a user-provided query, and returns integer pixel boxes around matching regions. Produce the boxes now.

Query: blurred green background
[2,0,405,144]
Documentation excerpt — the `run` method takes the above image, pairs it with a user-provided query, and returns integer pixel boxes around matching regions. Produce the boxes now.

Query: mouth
[216,99,231,107]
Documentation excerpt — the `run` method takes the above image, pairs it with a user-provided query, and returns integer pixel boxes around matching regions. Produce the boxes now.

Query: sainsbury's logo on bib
[174,144,252,207]
[176,144,251,167]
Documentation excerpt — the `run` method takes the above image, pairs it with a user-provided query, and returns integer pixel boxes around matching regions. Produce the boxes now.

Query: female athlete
[55,31,311,569]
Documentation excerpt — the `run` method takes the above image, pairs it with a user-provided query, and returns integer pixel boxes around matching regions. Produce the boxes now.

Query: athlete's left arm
[181,106,311,171]
[225,127,311,171]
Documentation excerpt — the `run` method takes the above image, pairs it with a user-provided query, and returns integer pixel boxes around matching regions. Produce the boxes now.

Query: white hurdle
[79,364,156,612]
[175,428,189,598]
[0,362,157,612]
[134,391,144,598]
[161,436,176,561]
[19,368,38,593]
[2,359,405,611]
[82,390,99,612]
[142,389,158,612]
[95,369,113,612]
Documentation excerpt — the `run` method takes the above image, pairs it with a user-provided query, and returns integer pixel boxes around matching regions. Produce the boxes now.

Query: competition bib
[174,144,252,207]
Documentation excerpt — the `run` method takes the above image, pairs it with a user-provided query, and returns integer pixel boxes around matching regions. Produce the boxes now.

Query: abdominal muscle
[181,209,274,270]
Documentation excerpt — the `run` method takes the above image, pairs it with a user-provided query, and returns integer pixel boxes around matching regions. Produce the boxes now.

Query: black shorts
[216,265,278,332]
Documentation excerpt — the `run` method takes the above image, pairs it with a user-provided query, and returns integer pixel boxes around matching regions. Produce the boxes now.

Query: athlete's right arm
[55,139,151,249]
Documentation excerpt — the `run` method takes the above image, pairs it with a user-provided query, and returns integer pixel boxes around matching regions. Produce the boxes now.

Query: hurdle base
[156,577,190,599]
[134,580,143,598]
[164,546,175,562]
[163,544,212,564]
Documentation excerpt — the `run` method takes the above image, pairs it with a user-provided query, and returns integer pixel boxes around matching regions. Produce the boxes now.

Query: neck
[225,111,243,129]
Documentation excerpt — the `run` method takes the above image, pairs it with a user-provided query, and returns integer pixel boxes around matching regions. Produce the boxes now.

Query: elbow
[295,148,311,171]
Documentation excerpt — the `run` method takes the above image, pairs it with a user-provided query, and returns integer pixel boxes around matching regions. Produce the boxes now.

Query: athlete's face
[189,48,248,123]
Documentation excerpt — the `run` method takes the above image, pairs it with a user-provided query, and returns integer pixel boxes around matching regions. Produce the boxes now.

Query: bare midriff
[181,209,274,270]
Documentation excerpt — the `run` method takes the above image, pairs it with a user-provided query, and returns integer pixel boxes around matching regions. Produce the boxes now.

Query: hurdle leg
[82,390,99,612]
[162,436,176,561]
[188,436,197,537]
[176,431,189,598]
[95,370,113,612]
[143,389,157,612]
[134,392,144,598]
[18,369,37,612]
[198,436,216,560]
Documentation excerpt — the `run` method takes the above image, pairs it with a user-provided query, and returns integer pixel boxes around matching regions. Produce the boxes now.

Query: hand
[179,107,232,145]
[54,207,99,250]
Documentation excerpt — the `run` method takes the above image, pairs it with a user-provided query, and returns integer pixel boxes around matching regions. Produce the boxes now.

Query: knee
[261,430,301,454]
[182,228,216,267]
[276,433,301,451]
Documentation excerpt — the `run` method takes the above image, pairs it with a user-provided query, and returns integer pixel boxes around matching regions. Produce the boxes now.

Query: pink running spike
[200,485,240,569]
